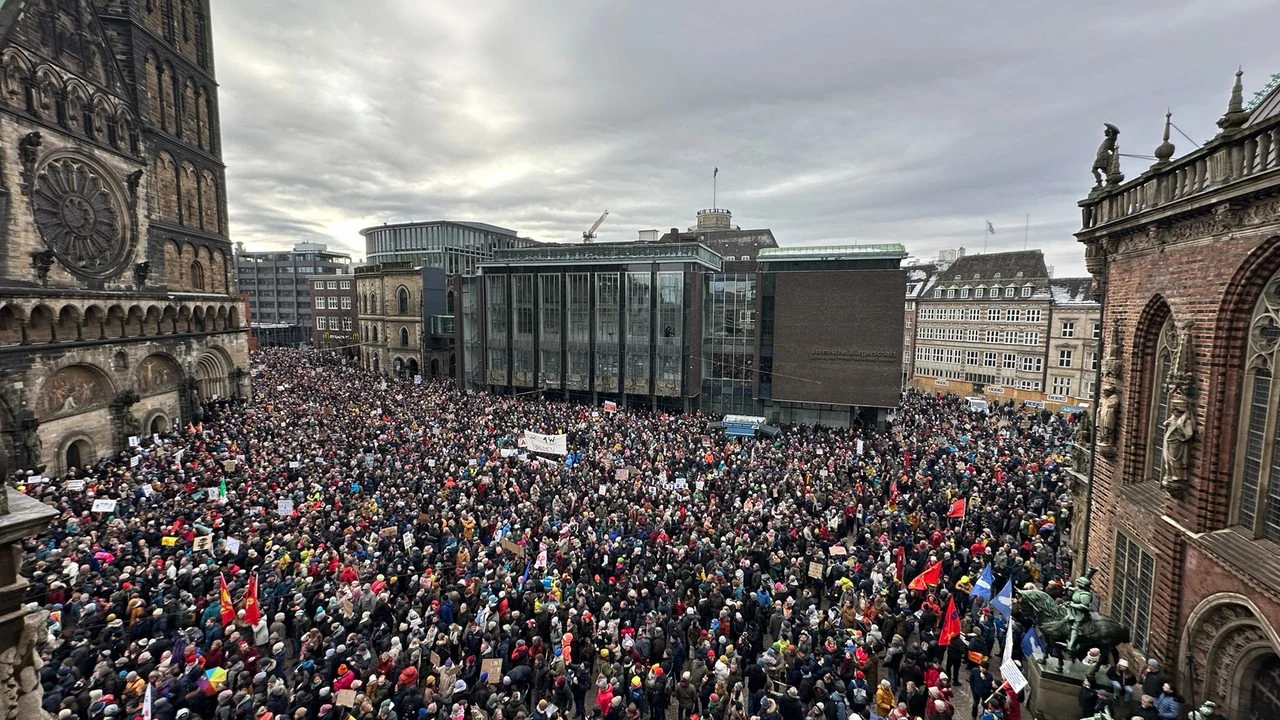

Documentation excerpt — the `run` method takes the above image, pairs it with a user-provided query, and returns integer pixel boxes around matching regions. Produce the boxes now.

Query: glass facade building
[361,221,539,275]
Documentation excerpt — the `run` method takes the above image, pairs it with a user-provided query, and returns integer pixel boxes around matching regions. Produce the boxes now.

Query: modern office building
[235,242,351,344]
[457,215,908,426]
[361,220,539,274]
[1074,70,1280,717]
[308,274,357,356]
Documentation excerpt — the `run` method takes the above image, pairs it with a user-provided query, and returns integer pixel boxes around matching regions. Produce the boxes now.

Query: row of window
[915,347,1046,372]
[1059,320,1102,339]
[934,285,1033,299]
[920,307,1044,323]
[313,280,353,290]
[918,327,1043,346]
[314,296,353,310]
[913,367,1043,392]
[315,317,353,331]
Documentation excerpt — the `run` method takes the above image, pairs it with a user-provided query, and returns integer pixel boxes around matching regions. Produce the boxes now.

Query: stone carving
[29,249,54,287]
[1213,624,1267,702]
[1092,124,1119,187]
[111,389,142,439]
[1095,384,1118,457]
[34,366,111,420]
[1214,202,1244,233]
[31,155,129,279]
[133,260,150,288]
[0,609,48,720]
[1167,319,1196,399]
[1187,701,1223,720]
[1153,111,1176,166]
[1217,69,1248,134]
[17,132,40,192]
[1161,393,1195,497]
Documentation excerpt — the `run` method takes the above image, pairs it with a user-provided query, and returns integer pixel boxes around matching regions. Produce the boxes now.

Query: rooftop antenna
[713,167,719,210]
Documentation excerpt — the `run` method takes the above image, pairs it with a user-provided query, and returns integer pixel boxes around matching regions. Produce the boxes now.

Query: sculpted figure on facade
[1095,383,1118,457]
[1162,393,1195,496]
[1092,123,1119,187]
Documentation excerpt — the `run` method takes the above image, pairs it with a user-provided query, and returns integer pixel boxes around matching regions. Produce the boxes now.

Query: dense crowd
[17,349,1139,720]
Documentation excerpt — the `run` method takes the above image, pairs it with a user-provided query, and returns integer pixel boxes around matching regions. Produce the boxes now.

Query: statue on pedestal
[1187,700,1224,720]
[1016,572,1130,667]
[1092,123,1120,187]
[1095,384,1118,456]
[1161,393,1195,496]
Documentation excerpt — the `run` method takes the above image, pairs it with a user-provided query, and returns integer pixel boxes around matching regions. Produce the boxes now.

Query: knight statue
[1064,567,1098,653]
[1092,124,1119,187]
[1187,700,1223,720]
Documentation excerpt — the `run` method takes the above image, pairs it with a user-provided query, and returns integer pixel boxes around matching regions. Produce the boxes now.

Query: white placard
[91,498,118,513]
[522,430,568,456]
[152,434,162,445]
[674,477,688,490]
[25,476,46,485]
[173,449,184,465]
[856,439,864,455]
[277,499,294,516]
[130,455,141,467]
[414,375,423,385]
[65,479,84,491]
[403,532,415,550]
[500,448,517,458]
[128,436,140,447]
[289,461,300,468]
[1000,658,1028,693]
[225,537,242,554]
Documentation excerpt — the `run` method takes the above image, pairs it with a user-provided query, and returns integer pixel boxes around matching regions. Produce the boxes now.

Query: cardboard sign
[482,659,503,684]
[91,498,117,513]
[192,535,213,552]
[130,455,141,467]
[381,526,398,537]
[829,546,848,556]
[335,689,357,707]
[808,561,824,579]
[501,538,526,557]
[225,537,242,554]
[277,499,294,516]
[615,468,629,481]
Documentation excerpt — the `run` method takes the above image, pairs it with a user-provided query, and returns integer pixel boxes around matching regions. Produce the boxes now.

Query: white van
[964,396,990,414]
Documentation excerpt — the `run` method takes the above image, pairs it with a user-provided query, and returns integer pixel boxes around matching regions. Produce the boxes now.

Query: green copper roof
[757,243,908,261]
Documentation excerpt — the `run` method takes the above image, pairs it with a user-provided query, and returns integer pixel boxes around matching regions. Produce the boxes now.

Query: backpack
[850,685,868,705]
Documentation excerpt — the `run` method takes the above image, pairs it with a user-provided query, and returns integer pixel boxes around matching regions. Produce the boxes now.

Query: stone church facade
[1077,70,1280,716]
[0,0,247,475]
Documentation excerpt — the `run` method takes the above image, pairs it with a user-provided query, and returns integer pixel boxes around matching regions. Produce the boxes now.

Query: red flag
[939,596,962,646]
[218,574,235,626]
[894,547,905,582]
[243,574,261,626]
[889,479,899,508]
[946,498,967,519]
[908,560,943,592]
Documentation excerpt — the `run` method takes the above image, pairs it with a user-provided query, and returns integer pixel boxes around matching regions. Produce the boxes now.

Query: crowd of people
[18,349,1125,720]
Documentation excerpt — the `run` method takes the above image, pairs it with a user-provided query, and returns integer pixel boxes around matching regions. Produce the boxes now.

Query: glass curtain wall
[702,274,758,414]
[460,278,483,388]
[539,274,562,388]
[484,275,509,386]
[625,272,652,395]
[512,274,535,387]
[595,272,621,393]
[566,273,591,391]
[656,272,684,397]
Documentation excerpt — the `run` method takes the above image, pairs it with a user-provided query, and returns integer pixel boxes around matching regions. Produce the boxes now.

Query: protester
[23,349,1080,720]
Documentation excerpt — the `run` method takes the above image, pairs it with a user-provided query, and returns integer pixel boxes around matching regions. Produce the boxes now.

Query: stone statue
[29,250,54,287]
[1102,324,1122,380]
[0,608,48,720]
[17,132,41,192]
[133,261,151,288]
[1161,393,1195,496]
[1092,124,1119,187]
[1167,319,1196,398]
[12,410,43,474]
[1017,584,1130,665]
[1096,384,1118,455]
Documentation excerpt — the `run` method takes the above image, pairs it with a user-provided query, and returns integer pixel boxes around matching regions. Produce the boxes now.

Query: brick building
[355,263,424,378]
[308,274,356,356]
[0,0,248,474]
[1075,70,1280,716]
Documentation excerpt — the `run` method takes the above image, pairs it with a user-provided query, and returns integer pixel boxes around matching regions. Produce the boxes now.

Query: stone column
[0,488,57,719]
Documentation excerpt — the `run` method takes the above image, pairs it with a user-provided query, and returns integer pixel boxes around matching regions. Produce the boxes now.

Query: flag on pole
[908,561,943,592]
[1000,619,1029,692]
[243,573,261,625]
[1021,626,1045,658]
[714,167,719,177]
[939,596,962,646]
[945,498,967,519]
[218,476,227,504]
[992,578,1014,619]
[972,564,995,601]
[986,220,996,235]
[218,574,235,626]
[143,682,153,720]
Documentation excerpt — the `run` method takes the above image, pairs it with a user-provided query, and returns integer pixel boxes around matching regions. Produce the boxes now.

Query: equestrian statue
[1016,572,1130,667]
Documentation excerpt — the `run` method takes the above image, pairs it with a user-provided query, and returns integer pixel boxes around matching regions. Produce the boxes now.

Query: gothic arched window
[189,260,205,291]
[398,287,410,315]
[1146,316,1176,482]
[400,327,410,347]
[1233,270,1280,540]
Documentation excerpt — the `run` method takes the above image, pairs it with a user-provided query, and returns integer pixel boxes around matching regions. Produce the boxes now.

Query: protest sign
[808,561,824,579]
[501,538,526,557]
[482,659,503,683]
[277,499,294,516]
[65,478,84,491]
[225,537,242,554]
[335,690,357,707]
[161,536,177,547]
[192,535,212,552]
[91,498,117,513]
[522,430,568,456]
[128,436,140,447]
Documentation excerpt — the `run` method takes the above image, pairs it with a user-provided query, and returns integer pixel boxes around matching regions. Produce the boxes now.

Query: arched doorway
[430,358,440,378]
[194,348,230,400]
[64,438,93,470]
[394,357,405,378]
[149,414,168,434]
[1249,655,1280,719]
[408,358,420,377]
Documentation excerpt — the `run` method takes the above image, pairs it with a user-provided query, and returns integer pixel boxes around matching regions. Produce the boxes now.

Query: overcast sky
[210,0,1280,276]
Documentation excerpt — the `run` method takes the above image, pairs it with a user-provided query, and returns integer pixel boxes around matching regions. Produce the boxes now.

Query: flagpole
[713,168,718,209]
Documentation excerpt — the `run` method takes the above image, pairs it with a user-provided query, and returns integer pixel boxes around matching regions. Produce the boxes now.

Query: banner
[523,430,568,456]
[602,400,618,413]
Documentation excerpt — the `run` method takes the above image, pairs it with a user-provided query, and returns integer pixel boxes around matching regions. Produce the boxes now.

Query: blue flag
[992,579,1013,620]
[1022,626,1045,658]
[972,564,994,601]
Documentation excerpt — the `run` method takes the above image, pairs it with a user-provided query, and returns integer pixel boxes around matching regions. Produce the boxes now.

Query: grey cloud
[210,0,1280,273]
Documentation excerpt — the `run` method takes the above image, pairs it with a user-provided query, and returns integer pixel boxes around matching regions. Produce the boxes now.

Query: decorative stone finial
[1153,110,1175,166]
[1217,67,1249,133]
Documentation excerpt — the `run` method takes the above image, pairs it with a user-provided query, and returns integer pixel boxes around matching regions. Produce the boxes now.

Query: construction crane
[582,210,609,243]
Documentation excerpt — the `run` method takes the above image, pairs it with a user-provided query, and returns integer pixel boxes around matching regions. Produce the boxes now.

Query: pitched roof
[937,250,1048,284]
[1245,71,1280,127]
[1049,277,1097,305]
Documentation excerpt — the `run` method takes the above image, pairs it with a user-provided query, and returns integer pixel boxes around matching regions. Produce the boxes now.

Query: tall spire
[1217,67,1249,134]
[1153,110,1175,166]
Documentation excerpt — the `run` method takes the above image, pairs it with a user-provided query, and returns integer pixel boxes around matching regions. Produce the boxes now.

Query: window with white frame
[343,317,353,331]
[1002,353,1017,369]
[967,350,979,365]
[1058,349,1073,367]
[1089,352,1099,371]
[934,289,942,298]
[960,287,970,298]
[341,297,352,310]
[316,316,327,330]
[1007,309,1021,322]
[1020,356,1043,373]
[990,285,1001,298]
[1093,322,1101,339]
[946,287,956,298]
[968,309,980,321]
[1024,331,1040,345]
[327,297,338,309]
[1018,379,1042,391]
[1051,376,1072,396]
[975,288,985,298]
[985,330,998,343]
[1003,287,1013,298]
[314,297,325,309]
[1061,321,1076,338]
[314,281,324,289]
[987,309,1000,321]
[1021,285,1032,297]
[327,280,337,289]
[1026,309,1042,323]
[340,281,351,290]
[984,352,997,367]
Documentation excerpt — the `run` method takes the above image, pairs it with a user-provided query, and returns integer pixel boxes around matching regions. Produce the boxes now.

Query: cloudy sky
[210,0,1280,276]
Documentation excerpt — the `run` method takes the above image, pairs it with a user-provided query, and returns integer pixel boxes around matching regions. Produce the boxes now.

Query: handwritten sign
[335,689,357,707]
[91,498,117,513]
[501,538,526,557]
[65,478,85,491]
[808,561,824,579]
[192,535,213,552]
[276,499,294,516]
[128,436,140,447]
[161,536,177,547]
[225,537,242,554]
[482,659,503,684]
